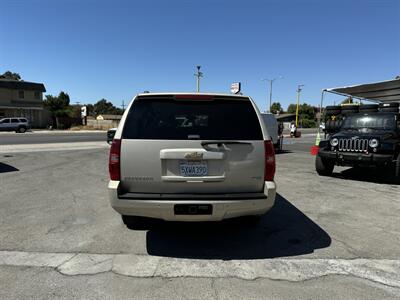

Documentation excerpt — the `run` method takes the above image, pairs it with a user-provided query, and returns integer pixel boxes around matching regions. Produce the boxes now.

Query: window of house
[18,90,25,99]
[34,91,40,99]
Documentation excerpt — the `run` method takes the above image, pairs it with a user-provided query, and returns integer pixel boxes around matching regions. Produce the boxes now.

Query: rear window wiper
[201,141,252,147]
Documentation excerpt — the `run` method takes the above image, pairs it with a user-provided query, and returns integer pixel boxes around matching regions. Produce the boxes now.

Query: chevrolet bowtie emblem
[184,152,203,160]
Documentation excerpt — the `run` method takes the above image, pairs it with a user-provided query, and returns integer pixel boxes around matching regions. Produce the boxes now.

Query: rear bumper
[108,181,276,221]
[318,149,393,165]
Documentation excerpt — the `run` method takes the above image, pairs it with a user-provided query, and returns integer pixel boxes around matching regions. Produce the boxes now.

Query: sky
[1,0,399,111]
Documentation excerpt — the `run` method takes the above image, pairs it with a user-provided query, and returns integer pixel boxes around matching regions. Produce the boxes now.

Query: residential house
[0,79,49,127]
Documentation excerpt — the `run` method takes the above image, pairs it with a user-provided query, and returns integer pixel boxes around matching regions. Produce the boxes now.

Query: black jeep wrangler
[316,103,400,180]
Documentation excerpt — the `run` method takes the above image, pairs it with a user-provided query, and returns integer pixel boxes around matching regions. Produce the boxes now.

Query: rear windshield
[122,97,263,140]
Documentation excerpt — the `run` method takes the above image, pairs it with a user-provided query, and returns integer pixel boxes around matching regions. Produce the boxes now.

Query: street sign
[81,106,87,117]
[230,82,241,94]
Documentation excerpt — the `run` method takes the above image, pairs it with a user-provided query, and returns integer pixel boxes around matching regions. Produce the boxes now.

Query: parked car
[316,108,400,179]
[0,117,30,133]
[107,128,117,144]
[261,113,283,151]
[108,93,277,227]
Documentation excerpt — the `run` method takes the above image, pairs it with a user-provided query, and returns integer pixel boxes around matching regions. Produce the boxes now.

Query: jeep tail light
[264,140,276,181]
[109,139,121,180]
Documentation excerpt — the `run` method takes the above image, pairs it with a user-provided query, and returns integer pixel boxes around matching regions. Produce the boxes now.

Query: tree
[43,91,71,128]
[287,103,315,118]
[341,97,353,104]
[0,71,21,81]
[93,99,114,115]
[93,99,123,115]
[270,102,283,114]
[287,102,317,128]
[287,104,297,114]
[85,104,95,117]
[299,103,315,120]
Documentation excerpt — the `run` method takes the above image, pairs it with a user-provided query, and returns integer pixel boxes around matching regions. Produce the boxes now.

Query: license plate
[179,160,208,177]
[174,204,213,215]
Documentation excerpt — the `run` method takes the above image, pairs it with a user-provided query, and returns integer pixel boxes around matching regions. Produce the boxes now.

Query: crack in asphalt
[55,253,78,269]
[1,251,399,289]
[331,236,363,258]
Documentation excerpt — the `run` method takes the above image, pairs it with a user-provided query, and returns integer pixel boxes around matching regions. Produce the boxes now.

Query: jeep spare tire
[325,106,341,116]
[379,103,399,113]
[325,120,342,133]
[359,104,379,113]
[341,105,359,115]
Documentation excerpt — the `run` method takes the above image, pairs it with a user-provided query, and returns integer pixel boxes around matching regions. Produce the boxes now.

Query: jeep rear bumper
[108,181,276,222]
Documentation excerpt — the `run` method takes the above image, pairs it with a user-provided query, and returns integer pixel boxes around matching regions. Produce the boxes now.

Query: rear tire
[315,154,334,176]
[18,126,26,133]
[121,215,150,230]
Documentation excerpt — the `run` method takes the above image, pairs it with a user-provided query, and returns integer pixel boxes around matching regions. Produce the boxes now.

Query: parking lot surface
[0,138,399,299]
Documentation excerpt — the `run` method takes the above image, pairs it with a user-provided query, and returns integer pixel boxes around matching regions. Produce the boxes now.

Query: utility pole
[194,65,203,92]
[262,76,283,113]
[121,100,125,112]
[295,84,304,127]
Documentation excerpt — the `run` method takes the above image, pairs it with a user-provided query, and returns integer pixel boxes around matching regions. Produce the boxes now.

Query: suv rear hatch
[119,94,266,195]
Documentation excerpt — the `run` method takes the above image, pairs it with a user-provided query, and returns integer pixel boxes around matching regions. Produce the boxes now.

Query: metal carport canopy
[326,78,400,103]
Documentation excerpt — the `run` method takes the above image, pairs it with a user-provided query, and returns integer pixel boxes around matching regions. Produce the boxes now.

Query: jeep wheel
[315,155,334,176]
[18,126,26,133]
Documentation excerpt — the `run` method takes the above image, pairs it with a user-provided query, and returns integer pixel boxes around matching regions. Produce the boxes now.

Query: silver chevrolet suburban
[108,93,276,227]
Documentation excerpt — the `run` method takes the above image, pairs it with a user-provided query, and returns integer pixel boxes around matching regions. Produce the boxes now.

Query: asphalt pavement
[0,137,399,299]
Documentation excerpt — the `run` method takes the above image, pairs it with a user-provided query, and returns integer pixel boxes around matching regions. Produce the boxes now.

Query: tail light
[109,139,121,180]
[264,140,276,181]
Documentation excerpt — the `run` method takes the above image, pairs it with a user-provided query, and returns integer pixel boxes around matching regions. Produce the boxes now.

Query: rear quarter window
[122,97,263,140]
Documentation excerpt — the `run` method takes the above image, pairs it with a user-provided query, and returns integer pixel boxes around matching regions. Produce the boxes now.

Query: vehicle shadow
[332,167,399,185]
[275,150,293,155]
[0,162,19,173]
[145,193,331,260]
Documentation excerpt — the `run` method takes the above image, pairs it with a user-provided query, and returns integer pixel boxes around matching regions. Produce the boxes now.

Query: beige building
[0,79,49,127]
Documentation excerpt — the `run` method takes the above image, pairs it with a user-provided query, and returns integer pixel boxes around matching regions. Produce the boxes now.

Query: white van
[108,93,277,227]
[261,113,283,151]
